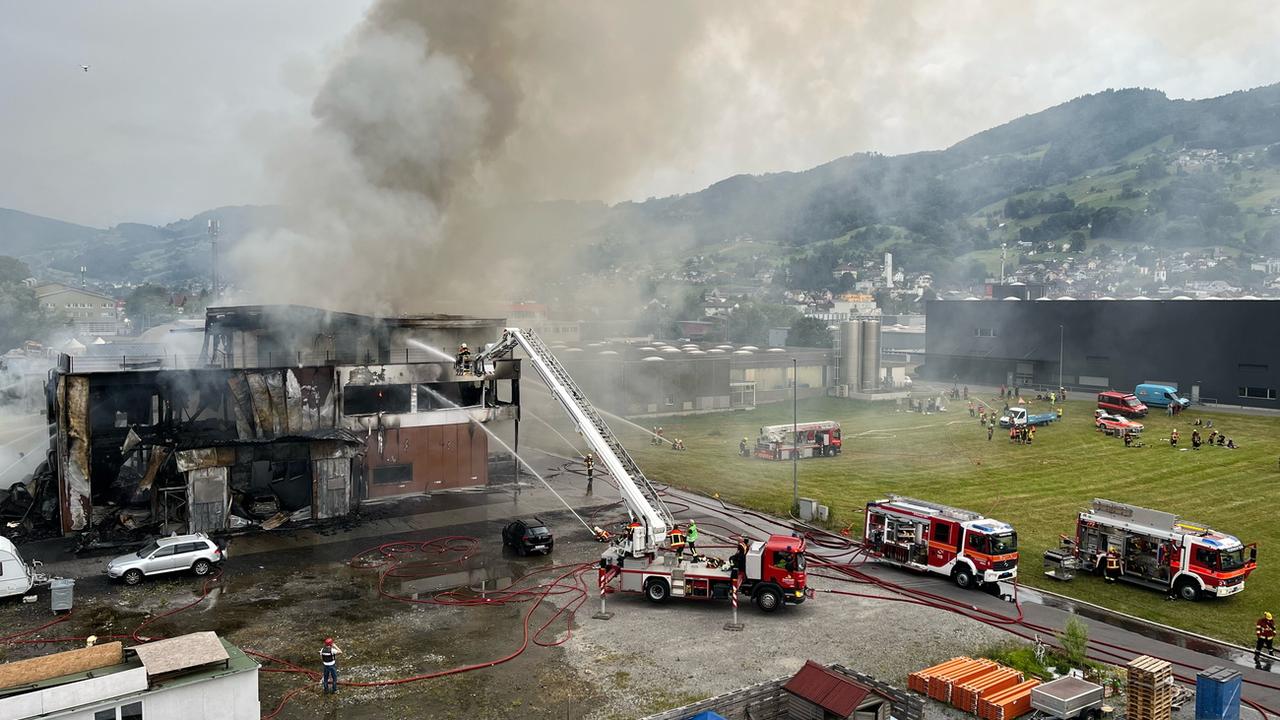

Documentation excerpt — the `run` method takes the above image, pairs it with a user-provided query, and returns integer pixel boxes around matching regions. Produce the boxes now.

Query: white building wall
[13,667,259,720]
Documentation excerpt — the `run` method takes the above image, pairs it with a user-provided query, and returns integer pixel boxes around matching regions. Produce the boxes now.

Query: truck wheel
[1176,580,1201,602]
[754,585,783,612]
[123,569,144,586]
[953,566,975,590]
[645,579,670,604]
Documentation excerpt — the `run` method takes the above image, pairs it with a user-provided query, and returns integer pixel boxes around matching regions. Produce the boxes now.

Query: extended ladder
[484,328,675,538]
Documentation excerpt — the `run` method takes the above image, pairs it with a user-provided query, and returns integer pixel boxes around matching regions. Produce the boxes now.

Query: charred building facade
[923,298,1280,408]
[45,305,518,538]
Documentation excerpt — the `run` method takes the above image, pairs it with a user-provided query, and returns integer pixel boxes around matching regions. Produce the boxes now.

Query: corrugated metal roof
[782,660,872,718]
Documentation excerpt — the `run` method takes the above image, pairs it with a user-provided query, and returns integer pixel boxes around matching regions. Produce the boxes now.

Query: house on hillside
[34,281,126,336]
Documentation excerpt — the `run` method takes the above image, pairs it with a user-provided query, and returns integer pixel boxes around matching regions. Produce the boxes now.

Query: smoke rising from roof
[227,1,1280,316]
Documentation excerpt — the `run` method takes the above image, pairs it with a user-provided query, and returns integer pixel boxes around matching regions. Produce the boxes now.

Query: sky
[1,1,1278,229]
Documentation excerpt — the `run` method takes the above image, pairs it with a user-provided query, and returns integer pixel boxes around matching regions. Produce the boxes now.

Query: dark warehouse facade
[923,299,1280,408]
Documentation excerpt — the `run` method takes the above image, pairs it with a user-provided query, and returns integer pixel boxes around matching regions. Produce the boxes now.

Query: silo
[839,321,862,391]
[859,320,881,391]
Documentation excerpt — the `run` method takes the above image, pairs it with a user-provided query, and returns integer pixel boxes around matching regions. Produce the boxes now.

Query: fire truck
[863,496,1018,589]
[755,421,842,459]
[1045,499,1258,601]
[476,329,810,612]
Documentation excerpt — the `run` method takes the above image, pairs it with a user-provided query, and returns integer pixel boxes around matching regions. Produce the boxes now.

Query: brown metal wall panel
[360,422,487,498]
[469,424,488,486]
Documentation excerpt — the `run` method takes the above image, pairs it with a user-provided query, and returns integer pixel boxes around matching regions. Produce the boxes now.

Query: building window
[665,396,674,406]
[1238,387,1276,400]
[343,384,412,415]
[1085,355,1110,362]
[973,328,997,337]
[372,464,413,485]
[1238,363,1269,372]
[121,702,143,720]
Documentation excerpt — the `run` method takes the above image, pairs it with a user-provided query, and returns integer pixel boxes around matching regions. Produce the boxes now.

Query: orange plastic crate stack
[978,678,1041,720]
[908,657,971,695]
[953,667,1024,714]
[928,659,998,703]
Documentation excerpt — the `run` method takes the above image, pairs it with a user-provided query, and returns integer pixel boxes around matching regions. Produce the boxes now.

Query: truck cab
[1135,384,1190,409]
[1097,391,1147,418]
[0,536,44,599]
[1174,533,1257,599]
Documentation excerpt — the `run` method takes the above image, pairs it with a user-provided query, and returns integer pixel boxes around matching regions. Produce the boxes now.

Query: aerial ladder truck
[475,329,810,612]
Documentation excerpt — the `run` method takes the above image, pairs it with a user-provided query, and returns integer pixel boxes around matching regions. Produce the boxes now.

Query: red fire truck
[863,496,1019,589]
[755,421,842,459]
[1046,499,1257,600]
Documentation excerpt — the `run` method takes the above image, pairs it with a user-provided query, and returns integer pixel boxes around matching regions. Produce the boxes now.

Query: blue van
[1135,383,1190,409]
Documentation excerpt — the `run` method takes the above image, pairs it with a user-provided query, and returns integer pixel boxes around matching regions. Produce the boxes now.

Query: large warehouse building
[923,298,1280,408]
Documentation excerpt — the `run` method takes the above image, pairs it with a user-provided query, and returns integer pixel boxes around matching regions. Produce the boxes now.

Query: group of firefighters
[1169,425,1237,449]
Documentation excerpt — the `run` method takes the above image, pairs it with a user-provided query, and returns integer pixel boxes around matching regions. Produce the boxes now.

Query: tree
[1057,616,1089,668]
[0,256,51,352]
[836,272,855,292]
[726,304,769,345]
[1068,231,1087,252]
[788,316,832,348]
[124,284,177,330]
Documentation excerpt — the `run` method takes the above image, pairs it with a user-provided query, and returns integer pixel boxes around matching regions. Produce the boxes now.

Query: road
[660,484,1280,715]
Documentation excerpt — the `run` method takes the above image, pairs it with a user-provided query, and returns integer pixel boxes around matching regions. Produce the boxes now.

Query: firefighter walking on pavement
[1257,612,1276,667]
[583,452,594,495]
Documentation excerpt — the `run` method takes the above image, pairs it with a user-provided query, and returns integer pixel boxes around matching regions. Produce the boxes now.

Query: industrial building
[38,305,521,538]
[923,298,1280,408]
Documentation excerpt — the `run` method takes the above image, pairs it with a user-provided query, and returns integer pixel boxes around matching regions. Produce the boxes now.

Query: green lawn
[591,396,1278,645]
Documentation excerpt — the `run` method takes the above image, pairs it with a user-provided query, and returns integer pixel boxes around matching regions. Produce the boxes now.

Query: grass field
[586,395,1279,645]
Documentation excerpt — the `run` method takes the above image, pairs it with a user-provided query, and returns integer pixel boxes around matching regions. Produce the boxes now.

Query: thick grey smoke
[228,1,1280,316]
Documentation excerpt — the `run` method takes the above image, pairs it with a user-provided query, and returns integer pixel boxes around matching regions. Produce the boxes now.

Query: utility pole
[1058,324,1064,389]
[792,357,798,512]
[208,219,220,301]
[1000,243,1007,285]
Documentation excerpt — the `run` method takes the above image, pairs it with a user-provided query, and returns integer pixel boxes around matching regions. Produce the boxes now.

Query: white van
[0,536,46,599]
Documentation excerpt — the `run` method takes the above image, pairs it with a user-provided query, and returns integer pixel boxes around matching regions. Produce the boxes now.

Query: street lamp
[792,357,798,512]
[1058,324,1064,390]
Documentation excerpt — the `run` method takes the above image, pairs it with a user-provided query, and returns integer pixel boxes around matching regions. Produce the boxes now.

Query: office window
[121,701,143,720]
[1238,387,1276,400]
[1085,355,1110,362]
[1238,363,1269,372]
[973,328,997,337]
[95,710,116,720]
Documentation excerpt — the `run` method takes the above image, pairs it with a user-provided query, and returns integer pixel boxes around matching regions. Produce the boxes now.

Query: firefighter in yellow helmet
[1257,611,1276,666]
[1104,548,1121,583]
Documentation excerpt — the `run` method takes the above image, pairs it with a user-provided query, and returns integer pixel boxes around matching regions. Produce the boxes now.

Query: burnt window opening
[343,384,412,415]
[416,382,484,411]
[372,464,413,486]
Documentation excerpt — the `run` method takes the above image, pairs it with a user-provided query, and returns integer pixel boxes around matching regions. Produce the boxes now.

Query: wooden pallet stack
[1127,655,1174,720]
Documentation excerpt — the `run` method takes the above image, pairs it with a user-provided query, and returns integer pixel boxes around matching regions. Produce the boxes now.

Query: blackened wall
[924,299,1280,408]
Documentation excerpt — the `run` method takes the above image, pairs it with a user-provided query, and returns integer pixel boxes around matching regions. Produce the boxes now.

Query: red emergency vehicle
[755,421,842,459]
[1097,391,1148,418]
[863,496,1018,589]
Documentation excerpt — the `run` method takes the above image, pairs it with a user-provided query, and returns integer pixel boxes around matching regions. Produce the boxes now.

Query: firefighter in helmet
[739,436,750,457]
[454,343,471,374]
[668,525,687,559]
[1257,612,1276,666]
[583,453,594,495]
[1104,548,1122,583]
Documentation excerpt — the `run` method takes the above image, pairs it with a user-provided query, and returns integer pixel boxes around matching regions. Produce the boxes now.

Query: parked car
[105,533,226,585]
[502,518,554,556]
[1094,411,1144,434]
[1097,391,1148,418]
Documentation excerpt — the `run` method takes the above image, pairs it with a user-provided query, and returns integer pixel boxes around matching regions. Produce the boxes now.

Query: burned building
[45,305,519,538]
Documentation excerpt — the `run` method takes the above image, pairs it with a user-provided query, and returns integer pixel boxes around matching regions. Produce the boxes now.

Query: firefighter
[987,420,994,441]
[731,537,749,572]
[687,520,699,552]
[668,525,687,558]
[1256,612,1276,665]
[1170,428,1179,447]
[1104,549,1122,583]
[454,343,471,374]
[739,436,749,456]
[1057,406,1064,419]
[1191,429,1202,449]
[1124,430,1133,447]
[968,400,975,417]
[1050,391,1056,405]
[320,637,343,694]
[1208,429,1218,445]
[1028,425,1036,444]
[583,453,594,494]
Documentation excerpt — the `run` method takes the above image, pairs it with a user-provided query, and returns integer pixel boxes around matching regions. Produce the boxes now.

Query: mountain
[0,205,282,287]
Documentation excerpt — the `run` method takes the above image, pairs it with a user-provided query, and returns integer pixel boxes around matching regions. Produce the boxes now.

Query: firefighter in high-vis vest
[1104,549,1122,583]
[1257,612,1276,665]
[687,520,699,553]
[668,525,687,559]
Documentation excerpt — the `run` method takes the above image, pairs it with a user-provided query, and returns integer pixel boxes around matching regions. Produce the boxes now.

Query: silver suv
[106,533,226,585]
